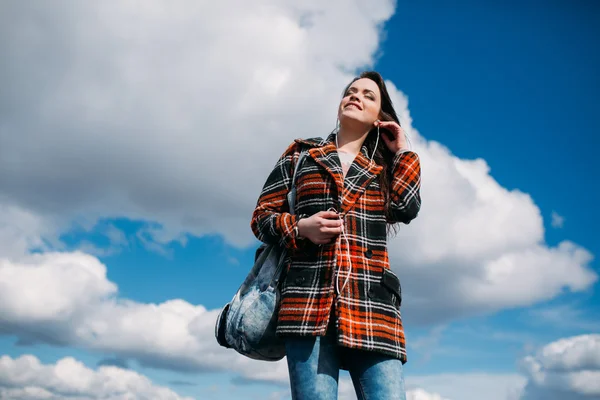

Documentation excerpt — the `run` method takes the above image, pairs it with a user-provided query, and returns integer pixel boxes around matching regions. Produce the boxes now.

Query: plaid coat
[251,133,421,364]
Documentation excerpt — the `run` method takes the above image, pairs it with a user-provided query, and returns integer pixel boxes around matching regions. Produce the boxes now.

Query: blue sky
[0,1,599,400]
[382,1,600,249]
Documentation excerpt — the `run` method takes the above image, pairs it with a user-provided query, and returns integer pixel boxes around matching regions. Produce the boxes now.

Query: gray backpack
[214,149,308,361]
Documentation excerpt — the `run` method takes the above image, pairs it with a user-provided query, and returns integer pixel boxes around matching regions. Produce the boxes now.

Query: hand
[376,120,408,153]
[297,211,343,245]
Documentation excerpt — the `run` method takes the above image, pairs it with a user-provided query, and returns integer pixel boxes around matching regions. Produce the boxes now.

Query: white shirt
[337,149,356,178]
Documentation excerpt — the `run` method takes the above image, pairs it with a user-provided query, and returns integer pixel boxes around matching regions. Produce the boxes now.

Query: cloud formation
[407,372,525,400]
[384,106,596,323]
[0,250,293,382]
[520,334,600,399]
[270,377,450,400]
[407,389,450,400]
[0,0,394,248]
[0,248,533,400]
[0,354,192,400]
[551,211,565,228]
[3,254,596,399]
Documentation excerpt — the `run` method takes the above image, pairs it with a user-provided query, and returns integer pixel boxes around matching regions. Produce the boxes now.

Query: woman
[251,71,421,400]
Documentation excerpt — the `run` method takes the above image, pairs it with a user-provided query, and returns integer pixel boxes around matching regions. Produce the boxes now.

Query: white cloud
[0,249,532,398]
[0,252,116,324]
[310,377,451,400]
[380,90,597,323]
[0,250,291,381]
[4,246,596,400]
[0,204,55,260]
[276,375,508,400]
[270,371,521,400]
[407,373,526,400]
[520,334,600,399]
[0,354,192,400]
[407,389,450,400]
[0,0,394,248]
[551,211,565,228]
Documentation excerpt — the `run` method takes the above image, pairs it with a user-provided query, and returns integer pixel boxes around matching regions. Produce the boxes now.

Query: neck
[336,122,371,154]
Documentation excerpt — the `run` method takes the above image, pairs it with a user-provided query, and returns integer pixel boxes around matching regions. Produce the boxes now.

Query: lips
[345,102,362,110]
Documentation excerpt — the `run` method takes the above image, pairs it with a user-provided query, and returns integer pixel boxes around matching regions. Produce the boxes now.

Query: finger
[318,210,338,217]
[378,121,401,134]
[379,127,398,140]
[321,218,343,228]
[319,210,340,220]
[321,226,343,234]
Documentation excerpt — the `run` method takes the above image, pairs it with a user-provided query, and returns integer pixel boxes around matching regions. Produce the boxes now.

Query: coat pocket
[367,270,401,310]
[381,268,402,308]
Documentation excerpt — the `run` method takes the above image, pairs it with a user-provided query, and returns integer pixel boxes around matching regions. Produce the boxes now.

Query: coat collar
[295,133,383,215]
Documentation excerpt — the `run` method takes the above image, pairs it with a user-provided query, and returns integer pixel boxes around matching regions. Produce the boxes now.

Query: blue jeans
[284,325,406,400]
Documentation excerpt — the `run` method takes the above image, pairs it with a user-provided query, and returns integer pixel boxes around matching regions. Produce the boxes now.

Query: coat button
[295,276,305,285]
[364,249,373,259]
[367,287,374,298]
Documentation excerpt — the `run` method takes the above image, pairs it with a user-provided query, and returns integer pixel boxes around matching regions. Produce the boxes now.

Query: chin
[340,110,361,121]
[340,114,371,127]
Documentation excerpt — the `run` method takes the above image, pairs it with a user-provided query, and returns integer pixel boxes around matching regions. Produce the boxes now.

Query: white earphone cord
[334,125,380,296]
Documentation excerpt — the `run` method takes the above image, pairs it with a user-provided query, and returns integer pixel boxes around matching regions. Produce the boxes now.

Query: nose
[349,93,360,103]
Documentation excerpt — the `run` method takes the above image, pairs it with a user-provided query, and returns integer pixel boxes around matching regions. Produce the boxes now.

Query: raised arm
[387,150,421,224]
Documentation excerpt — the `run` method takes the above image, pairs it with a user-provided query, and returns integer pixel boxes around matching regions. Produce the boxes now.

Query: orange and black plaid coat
[251,133,421,364]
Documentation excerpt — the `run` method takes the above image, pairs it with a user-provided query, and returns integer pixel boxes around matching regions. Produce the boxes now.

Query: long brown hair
[341,71,401,235]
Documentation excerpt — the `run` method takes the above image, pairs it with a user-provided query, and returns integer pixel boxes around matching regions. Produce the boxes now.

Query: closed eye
[364,89,377,101]
[345,87,377,101]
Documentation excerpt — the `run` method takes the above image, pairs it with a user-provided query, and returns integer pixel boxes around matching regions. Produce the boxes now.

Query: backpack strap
[273,147,308,289]
[287,147,308,215]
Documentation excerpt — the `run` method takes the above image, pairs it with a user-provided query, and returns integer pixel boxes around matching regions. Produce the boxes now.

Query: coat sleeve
[387,150,422,224]
[251,142,302,250]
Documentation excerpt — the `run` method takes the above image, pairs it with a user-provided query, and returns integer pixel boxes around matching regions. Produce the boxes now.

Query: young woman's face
[338,78,382,127]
